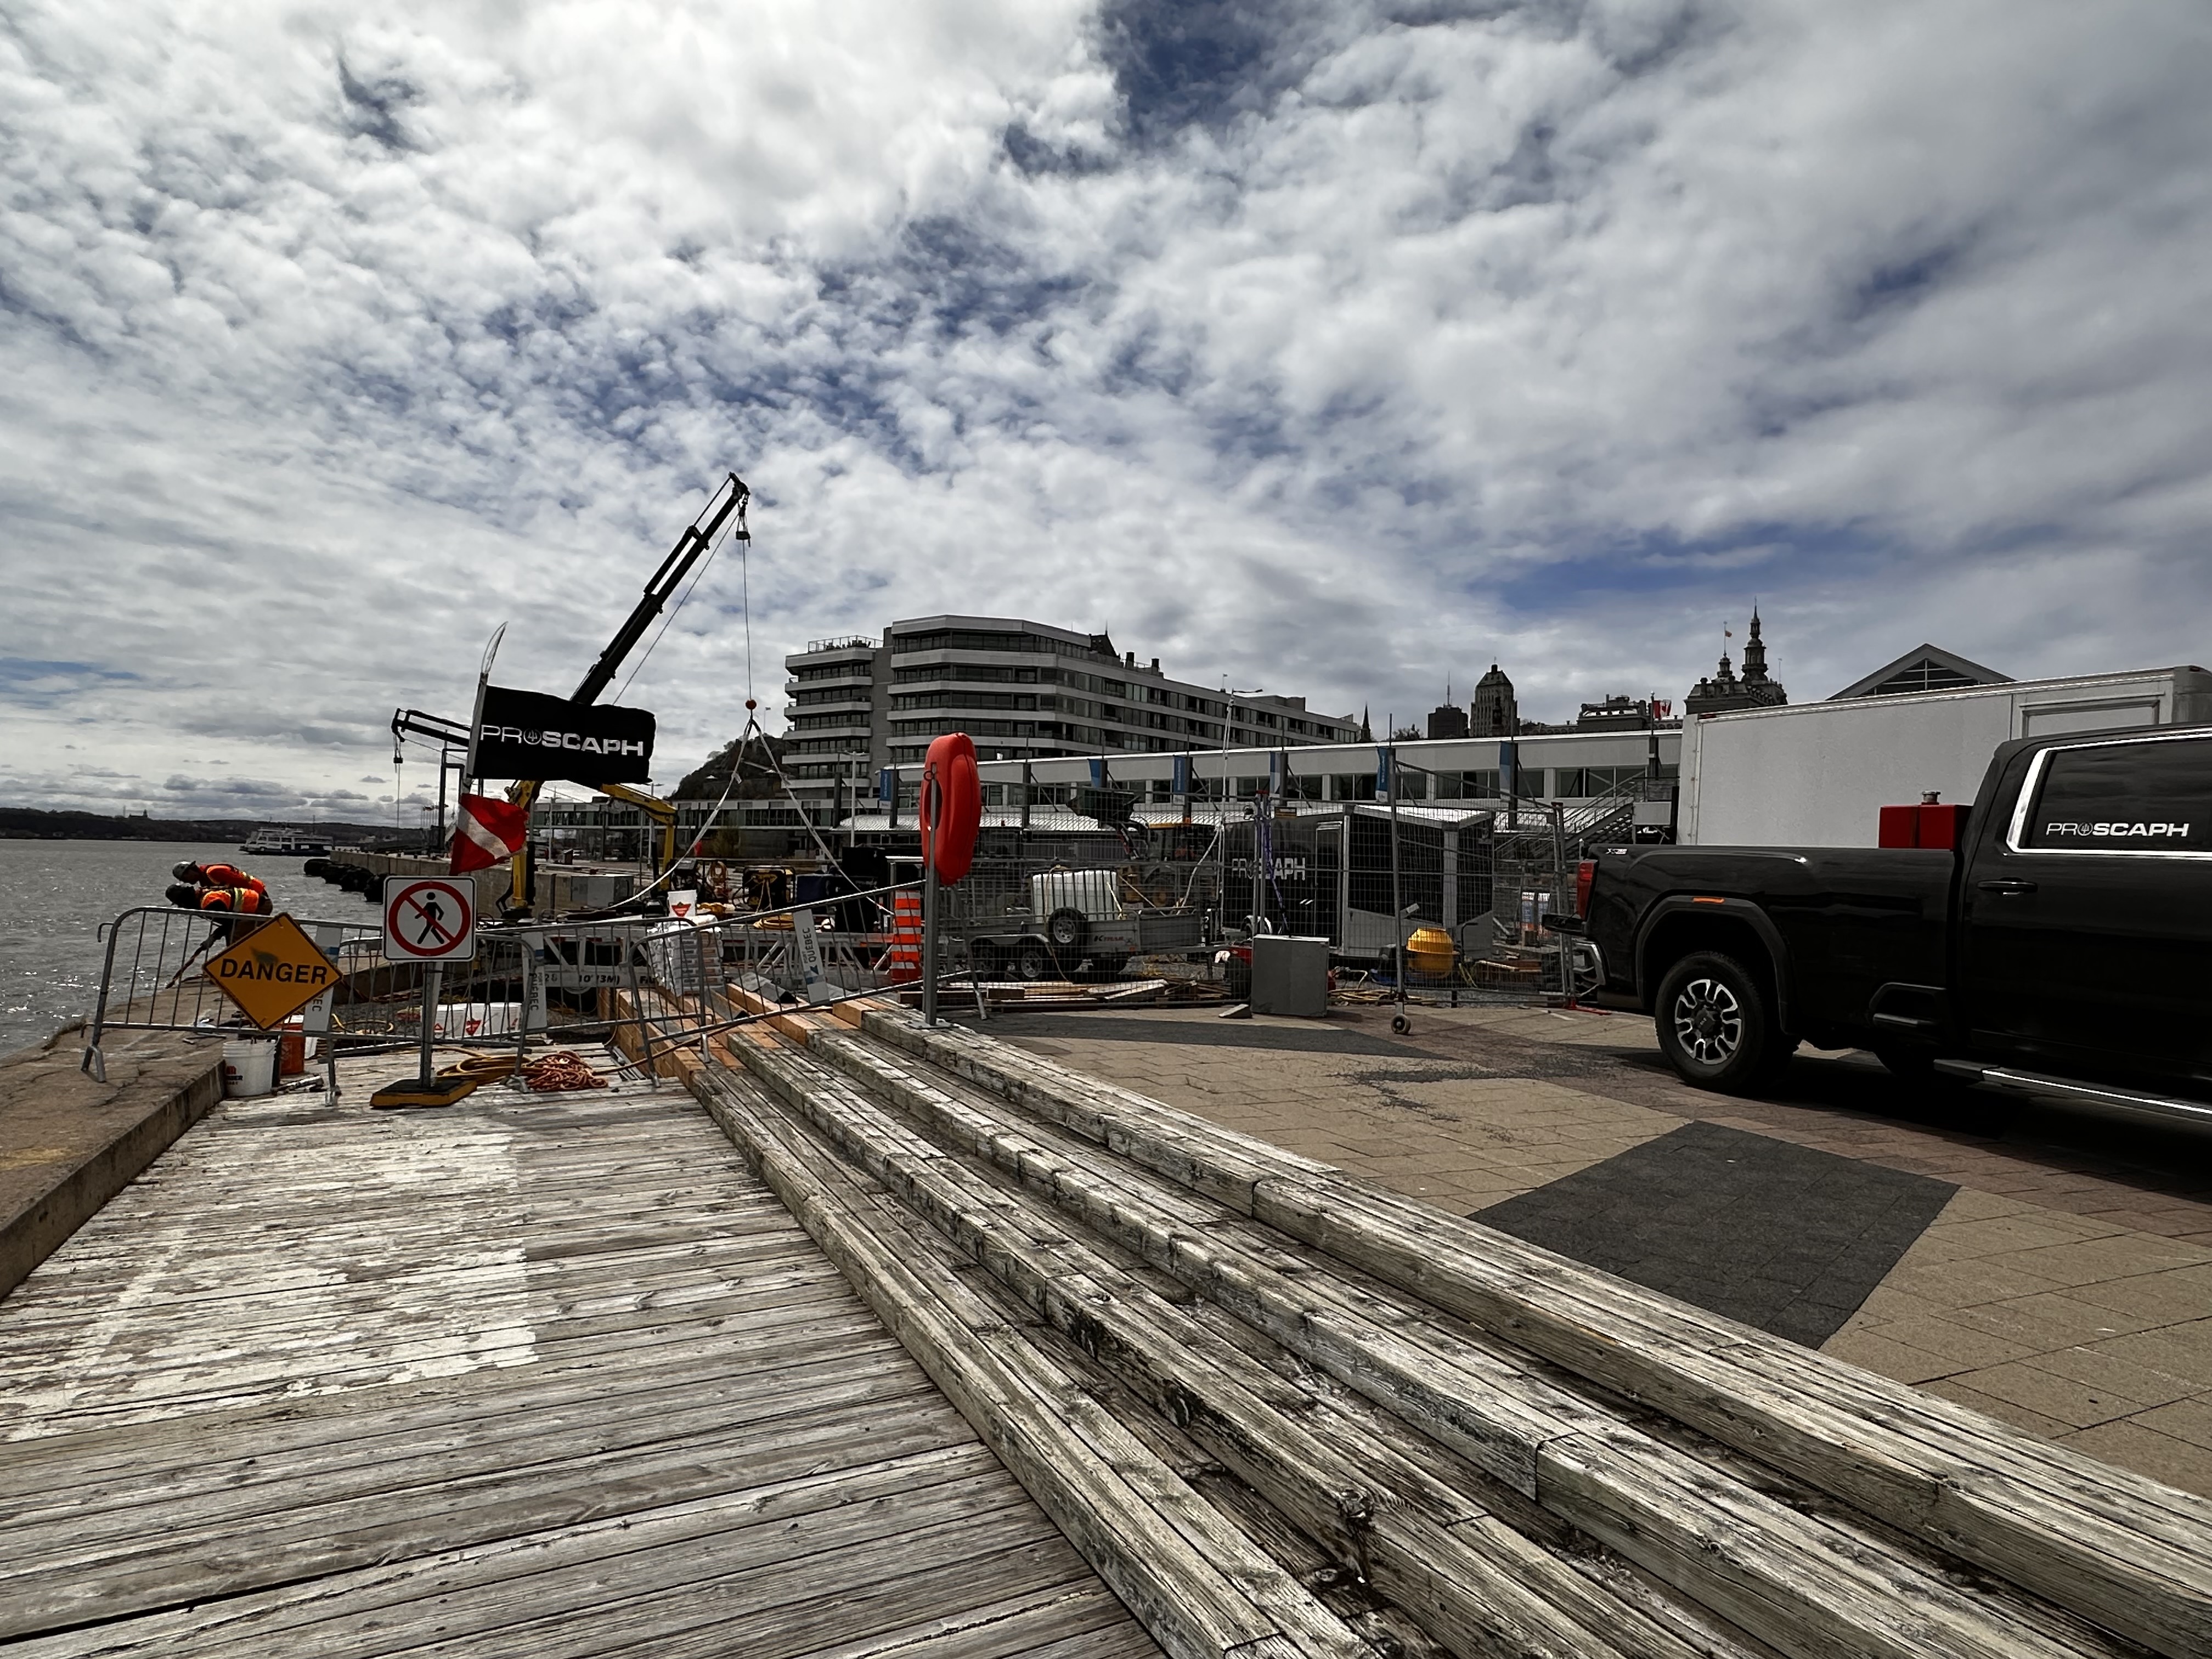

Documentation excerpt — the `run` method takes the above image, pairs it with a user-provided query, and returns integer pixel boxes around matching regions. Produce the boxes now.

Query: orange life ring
[920,733,983,884]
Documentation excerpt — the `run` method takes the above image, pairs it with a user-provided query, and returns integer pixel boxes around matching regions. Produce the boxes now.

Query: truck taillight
[1576,859,1596,917]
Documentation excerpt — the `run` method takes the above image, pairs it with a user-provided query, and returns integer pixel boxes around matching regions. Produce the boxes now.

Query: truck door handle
[1976,878,2038,895]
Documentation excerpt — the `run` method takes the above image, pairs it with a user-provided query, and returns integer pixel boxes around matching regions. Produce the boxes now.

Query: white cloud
[2,0,2208,812]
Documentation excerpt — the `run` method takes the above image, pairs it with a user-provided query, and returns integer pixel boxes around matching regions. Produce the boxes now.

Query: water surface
[0,842,381,1058]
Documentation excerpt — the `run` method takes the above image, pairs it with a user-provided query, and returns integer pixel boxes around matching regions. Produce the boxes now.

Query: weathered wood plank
[865,1011,2212,1659]
[2,1447,1016,1656]
[738,1029,1691,1659]
[695,1063,1367,1659]
[2,1349,930,1562]
[0,1313,897,1500]
[752,1024,2128,1659]
[0,1390,978,1639]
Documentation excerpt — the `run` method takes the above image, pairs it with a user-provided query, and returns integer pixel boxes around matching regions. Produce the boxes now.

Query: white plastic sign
[383,876,478,963]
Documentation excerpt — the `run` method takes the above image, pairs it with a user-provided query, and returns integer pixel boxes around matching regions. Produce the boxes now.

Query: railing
[802,635,878,654]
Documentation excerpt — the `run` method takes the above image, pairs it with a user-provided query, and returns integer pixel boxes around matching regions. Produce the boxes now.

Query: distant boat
[240,827,334,856]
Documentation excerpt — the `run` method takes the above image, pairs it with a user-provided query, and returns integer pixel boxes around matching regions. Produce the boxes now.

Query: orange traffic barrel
[885,891,923,983]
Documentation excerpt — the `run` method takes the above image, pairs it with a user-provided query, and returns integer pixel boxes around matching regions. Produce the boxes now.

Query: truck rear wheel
[1045,909,1087,952]
[1655,951,1788,1094]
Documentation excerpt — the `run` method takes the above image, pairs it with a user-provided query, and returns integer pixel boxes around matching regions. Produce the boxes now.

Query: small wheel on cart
[1391,1013,1412,1035]
[1015,943,1051,981]
[971,941,1005,980]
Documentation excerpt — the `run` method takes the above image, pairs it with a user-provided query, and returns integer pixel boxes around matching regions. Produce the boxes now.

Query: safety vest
[200,886,270,915]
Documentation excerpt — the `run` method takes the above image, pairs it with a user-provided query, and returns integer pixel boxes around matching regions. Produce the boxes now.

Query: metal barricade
[515,879,926,1072]
[78,882,936,1094]
[83,905,544,1092]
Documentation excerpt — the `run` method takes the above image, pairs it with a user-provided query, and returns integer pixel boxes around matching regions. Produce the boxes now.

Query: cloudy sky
[3,0,2208,822]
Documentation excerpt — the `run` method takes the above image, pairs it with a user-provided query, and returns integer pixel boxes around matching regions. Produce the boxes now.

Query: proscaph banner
[470,686,656,785]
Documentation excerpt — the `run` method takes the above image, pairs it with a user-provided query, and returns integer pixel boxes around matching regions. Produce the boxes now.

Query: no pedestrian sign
[383,876,477,963]
[204,914,342,1029]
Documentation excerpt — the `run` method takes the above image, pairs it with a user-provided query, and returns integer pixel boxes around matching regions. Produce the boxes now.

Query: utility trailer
[961,870,1206,980]
[1680,664,2212,848]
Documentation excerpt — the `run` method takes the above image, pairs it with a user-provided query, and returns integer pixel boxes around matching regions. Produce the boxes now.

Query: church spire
[1742,603,1769,684]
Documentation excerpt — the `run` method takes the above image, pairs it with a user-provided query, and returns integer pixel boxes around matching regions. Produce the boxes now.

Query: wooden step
[851,1009,2212,1659]
[762,1018,2136,1659]
[693,1058,1370,1659]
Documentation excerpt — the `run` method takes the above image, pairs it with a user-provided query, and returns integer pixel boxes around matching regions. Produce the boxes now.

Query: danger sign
[204,914,342,1029]
[383,876,477,963]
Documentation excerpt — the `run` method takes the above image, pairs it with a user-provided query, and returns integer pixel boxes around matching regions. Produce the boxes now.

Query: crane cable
[613,488,748,705]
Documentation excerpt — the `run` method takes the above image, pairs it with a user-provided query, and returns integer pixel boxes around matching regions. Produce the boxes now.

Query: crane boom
[569,473,749,706]
[391,708,471,751]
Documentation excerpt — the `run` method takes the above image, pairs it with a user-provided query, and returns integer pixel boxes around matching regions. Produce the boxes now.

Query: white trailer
[1680,665,2212,848]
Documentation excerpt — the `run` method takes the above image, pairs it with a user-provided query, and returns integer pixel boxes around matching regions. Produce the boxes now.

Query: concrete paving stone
[1950,1361,2148,1430]
[2131,1393,2212,1453]
[2021,1345,2204,1411]
[1866,1314,2046,1372]
[2058,1418,2212,1499]
[1919,1377,2074,1443]
[1960,1289,2164,1341]
[2002,1233,2212,1289]
[1877,1255,2073,1307]
[2079,1320,2212,1383]
[1908,1215,2129,1262]
[1931,1187,2058,1223]
[2084,1207,2212,1240]
[1475,1121,1953,1347]
[2061,1263,2212,1321]
[1846,1285,1957,1327]
[1819,1326,1965,1385]
[1939,1294,2159,1355]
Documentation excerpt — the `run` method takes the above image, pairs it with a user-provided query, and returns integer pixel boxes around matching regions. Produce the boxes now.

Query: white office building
[783,616,1362,809]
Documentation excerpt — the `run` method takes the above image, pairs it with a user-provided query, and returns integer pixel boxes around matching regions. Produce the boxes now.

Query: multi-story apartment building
[782,616,1360,809]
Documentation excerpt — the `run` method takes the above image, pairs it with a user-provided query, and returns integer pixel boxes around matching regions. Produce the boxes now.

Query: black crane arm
[391,708,472,750]
[568,472,749,706]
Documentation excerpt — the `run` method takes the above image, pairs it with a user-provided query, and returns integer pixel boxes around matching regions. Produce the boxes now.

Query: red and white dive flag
[450,794,529,874]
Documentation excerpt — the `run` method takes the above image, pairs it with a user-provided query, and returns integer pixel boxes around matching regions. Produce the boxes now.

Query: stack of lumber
[689,998,2211,1659]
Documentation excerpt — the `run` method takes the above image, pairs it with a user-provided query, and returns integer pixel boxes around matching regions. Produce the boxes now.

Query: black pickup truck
[1582,723,2212,1125]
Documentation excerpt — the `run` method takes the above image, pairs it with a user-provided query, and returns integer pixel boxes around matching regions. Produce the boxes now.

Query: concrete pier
[0,1032,224,1304]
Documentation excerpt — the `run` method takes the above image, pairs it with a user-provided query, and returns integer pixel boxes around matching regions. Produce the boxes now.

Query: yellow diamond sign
[203,915,342,1029]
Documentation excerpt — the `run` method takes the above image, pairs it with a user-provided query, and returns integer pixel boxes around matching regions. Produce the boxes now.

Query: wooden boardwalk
[0,1068,1158,1657]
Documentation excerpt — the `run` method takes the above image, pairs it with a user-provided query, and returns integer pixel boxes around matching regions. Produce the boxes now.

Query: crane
[506,472,750,908]
[389,473,751,912]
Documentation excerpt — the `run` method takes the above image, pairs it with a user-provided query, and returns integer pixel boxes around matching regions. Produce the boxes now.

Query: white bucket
[667,889,699,919]
[222,1040,278,1098]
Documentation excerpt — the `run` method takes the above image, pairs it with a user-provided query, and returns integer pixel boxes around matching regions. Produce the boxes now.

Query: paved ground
[972,1002,2212,1499]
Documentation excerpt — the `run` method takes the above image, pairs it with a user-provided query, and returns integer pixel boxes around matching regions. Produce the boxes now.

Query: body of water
[0,842,385,1058]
